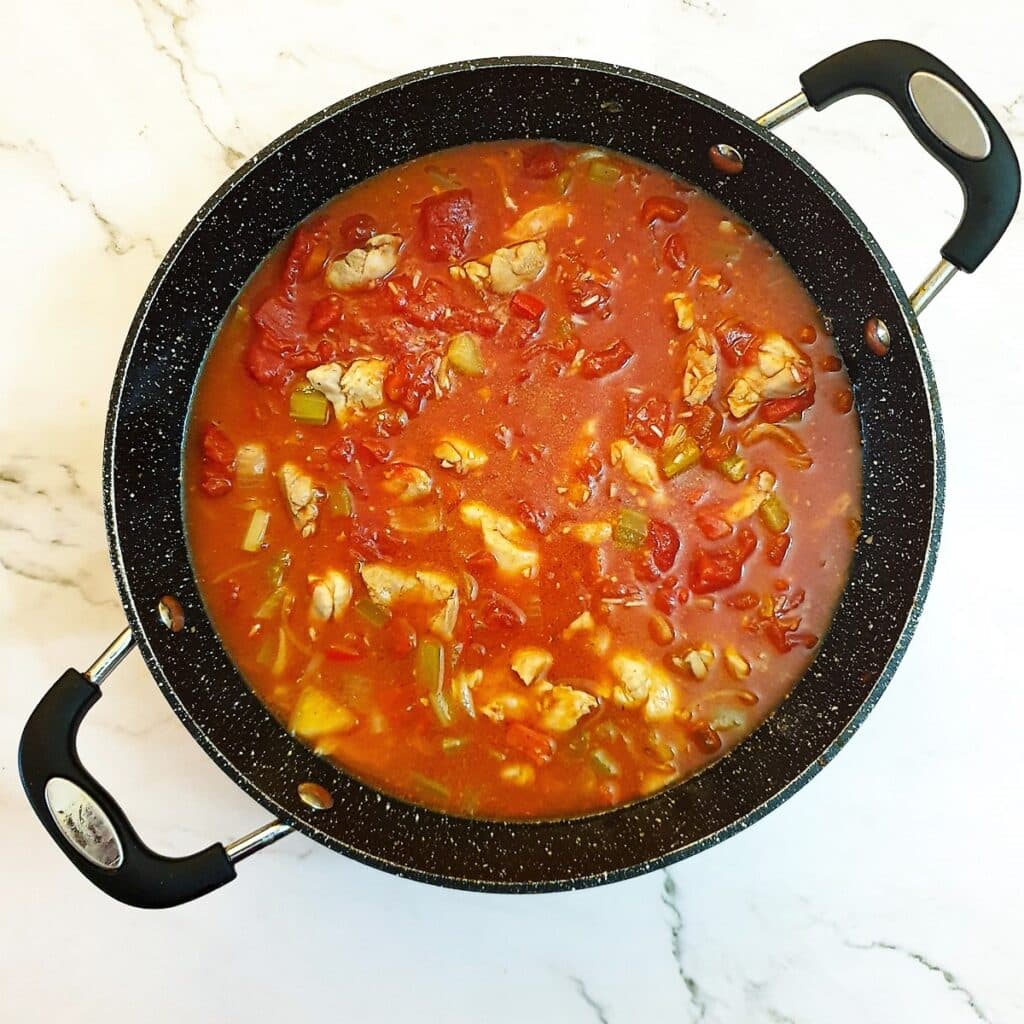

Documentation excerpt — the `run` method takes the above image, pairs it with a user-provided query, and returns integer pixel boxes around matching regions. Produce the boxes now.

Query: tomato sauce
[185,141,861,819]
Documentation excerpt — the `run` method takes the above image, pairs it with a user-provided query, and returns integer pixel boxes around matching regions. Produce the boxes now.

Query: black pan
[19,40,1019,908]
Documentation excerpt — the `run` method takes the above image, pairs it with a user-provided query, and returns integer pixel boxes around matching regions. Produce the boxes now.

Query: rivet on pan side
[157,595,185,632]
[864,317,891,356]
[709,144,744,174]
[298,782,334,811]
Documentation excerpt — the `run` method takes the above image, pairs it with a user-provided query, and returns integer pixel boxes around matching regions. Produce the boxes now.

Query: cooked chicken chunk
[538,684,597,733]
[325,234,401,290]
[459,501,539,578]
[666,291,695,331]
[434,437,489,474]
[562,610,595,637]
[609,651,678,724]
[357,564,459,639]
[726,332,812,417]
[289,688,358,740]
[510,647,554,687]
[381,464,433,503]
[489,241,547,294]
[609,438,660,490]
[682,328,718,405]
[309,569,353,621]
[451,240,547,295]
[306,358,388,423]
[278,462,320,537]
[359,564,419,607]
[479,692,529,724]
[503,203,572,242]
[567,521,612,545]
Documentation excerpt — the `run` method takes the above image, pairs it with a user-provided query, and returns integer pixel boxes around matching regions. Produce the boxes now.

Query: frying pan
[18,40,1019,907]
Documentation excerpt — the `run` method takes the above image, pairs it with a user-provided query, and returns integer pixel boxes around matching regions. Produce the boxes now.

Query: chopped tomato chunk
[418,188,475,261]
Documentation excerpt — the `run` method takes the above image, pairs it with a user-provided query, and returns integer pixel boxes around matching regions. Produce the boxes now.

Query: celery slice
[289,386,329,425]
[241,509,270,552]
[587,160,621,185]
[613,508,648,550]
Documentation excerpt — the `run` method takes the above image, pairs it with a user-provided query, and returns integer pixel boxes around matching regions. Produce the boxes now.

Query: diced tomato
[384,352,438,415]
[653,576,685,614]
[726,591,759,610]
[388,618,417,657]
[580,339,634,379]
[254,295,305,342]
[510,291,546,321]
[478,591,527,630]
[696,511,732,540]
[641,195,687,225]
[689,720,722,753]
[625,395,670,447]
[444,304,500,337]
[663,233,687,270]
[355,439,393,465]
[308,294,344,333]
[516,500,552,535]
[325,641,364,662]
[685,405,723,449]
[338,213,377,250]
[689,527,757,594]
[567,275,611,315]
[199,474,232,497]
[348,522,397,561]
[506,722,557,765]
[385,274,445,326]
[244,335,293,387]
[647,520,680,573]
[201,423,235,467]
[522,144,565,179]
[766,533,791,566]
[715,319,759,366]
[636,519,680,581]
[575,456,603,485]
[372,408,408,438]
[282,223,327,301]
[703,433,737,465]
[388,273,499,337]
[761,388,815,423]
[466,550,497,575]
[329,438,357,464]
[418,188,475,261]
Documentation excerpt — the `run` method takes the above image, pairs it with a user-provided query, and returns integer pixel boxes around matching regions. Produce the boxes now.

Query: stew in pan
[185,140,861,818]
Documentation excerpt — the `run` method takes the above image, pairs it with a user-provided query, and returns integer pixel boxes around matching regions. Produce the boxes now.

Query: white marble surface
[2,1,1022,1020]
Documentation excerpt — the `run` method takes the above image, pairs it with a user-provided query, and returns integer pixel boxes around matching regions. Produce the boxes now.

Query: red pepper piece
[579,340,634,379]
[641,195,687,224]
[506,722,557,765]
[761,388,816,423]
[510,291,546,321]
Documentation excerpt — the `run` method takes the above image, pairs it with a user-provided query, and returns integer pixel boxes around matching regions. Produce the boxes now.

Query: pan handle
[758,39,1020,311]
[18,628,291,908]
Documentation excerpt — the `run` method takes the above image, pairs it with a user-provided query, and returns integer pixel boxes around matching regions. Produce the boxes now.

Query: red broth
[185,141,861,818]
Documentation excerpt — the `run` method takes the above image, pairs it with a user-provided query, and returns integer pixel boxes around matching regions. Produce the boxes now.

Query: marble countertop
[2,1,1022,1020]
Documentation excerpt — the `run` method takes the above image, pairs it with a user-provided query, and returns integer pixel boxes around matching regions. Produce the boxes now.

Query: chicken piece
[309,569,353,622]
[278,463,320,537]
[416,569,460,640]
[567,521,612,545]
[609,438,660,491]
[666,291,695,331]
[510,647,554,686]
[452,240,548,295]
[381,464,433,503]
[503,203,572,242]
[357,564,459,639]
[434,436,489,474]
[724,646,751,679]
[459,501,539,578]
[236,442,267,480]
[682,328,718,405]
[538,684,598,733]
[307,358,388,423]
[489,241,547,294]
[610,652,679,721]
[726,332,812,418]
[325,234,401,290]
[500,763,536,785]
[358,564,419,607]
[562,610,595,637]
[479,692,529,724]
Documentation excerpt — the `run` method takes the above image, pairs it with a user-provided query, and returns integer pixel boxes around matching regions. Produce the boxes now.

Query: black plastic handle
[800,39,1020,273]
[19,668,236,908]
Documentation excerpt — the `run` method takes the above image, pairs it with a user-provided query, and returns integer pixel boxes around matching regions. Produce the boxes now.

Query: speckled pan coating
[102,57,943,892]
